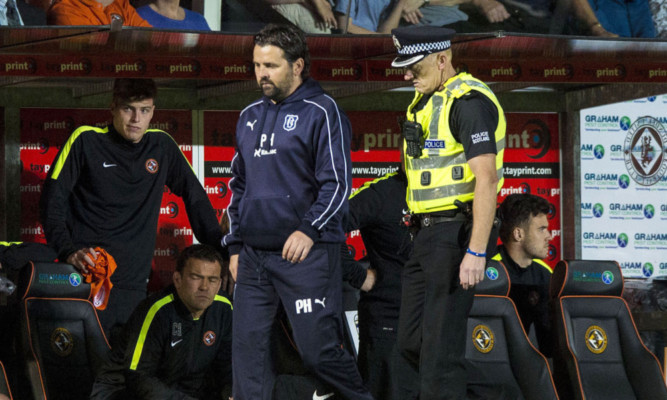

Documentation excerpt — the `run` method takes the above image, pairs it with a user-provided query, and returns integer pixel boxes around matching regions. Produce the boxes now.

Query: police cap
[391,26,456,68]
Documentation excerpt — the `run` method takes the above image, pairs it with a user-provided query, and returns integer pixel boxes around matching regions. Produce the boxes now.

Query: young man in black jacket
[40,78,223,337]
[90,244,232,400]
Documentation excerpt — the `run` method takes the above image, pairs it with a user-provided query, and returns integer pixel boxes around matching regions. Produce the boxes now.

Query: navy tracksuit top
[223,78,352,254]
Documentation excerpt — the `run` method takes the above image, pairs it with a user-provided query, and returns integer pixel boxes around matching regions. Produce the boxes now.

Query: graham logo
[585,326,607,354]
[620,116,631,131]
[573,270,614,282]
[623,116,667,186]
[584,115,620,130]
[648,96,657,102]
[485,267,499,280]
[69,273,82,287]
[283,114,298,132]
[203,330,216,346]
[145,158,159,174]
[472,325,495,353]
[617,233,629,248]
[592,203,604,218]
[506,119,551,159]
[618,174,630,189]
[642,262,654,277]
[644,204,655,219]
[593,145,604,159]
[602,271,615,285]
[50,327,74,357]
[621,262,643,270]
[160,201,179,218]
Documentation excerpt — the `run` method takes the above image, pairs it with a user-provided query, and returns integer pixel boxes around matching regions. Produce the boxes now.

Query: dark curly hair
[498,194,551,243]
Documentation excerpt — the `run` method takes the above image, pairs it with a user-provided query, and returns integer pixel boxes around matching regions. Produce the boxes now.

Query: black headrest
[477,259,510,296]
[550,259,623,298]
[19,261,91,300]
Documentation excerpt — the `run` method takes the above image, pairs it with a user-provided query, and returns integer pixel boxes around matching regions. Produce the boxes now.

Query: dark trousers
[97,287,146,346]
[232,244,372,400]
[358,332,419,400]
[397,220,497,400]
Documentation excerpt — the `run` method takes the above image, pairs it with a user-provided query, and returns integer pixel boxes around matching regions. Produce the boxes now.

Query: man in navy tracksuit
[223,24,372,400]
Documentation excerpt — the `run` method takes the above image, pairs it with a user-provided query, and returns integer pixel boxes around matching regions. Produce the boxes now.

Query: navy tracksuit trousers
[232,243,373,400]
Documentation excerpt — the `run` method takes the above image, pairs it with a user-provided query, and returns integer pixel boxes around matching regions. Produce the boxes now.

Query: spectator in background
[135,0,210,30]
[650,0,667,38]
[586,0,655,37]
[47,0,151,26]
[268,0,337,34]
[451,0,618,37]
[335,0,469,34]
[0,0,23,25]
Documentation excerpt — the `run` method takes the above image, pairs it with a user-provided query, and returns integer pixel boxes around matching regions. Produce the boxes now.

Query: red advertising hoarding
[19,108,561,291]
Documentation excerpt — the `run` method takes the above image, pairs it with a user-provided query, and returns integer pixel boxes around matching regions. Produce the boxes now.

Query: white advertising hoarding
[580,95,667,278]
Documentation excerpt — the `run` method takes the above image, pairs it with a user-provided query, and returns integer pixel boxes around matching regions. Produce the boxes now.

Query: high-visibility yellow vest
[404,72,505,213]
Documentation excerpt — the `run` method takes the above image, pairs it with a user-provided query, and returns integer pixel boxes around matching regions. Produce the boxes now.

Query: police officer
[390,26,505,399]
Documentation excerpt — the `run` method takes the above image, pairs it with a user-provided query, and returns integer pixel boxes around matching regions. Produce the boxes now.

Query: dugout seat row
[17,262,111,400]
[550,260,667,400]
[466,259,558,400]
[469,259,667,400]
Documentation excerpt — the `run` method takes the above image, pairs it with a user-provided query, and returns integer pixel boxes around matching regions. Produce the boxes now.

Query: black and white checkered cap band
[397,40,451,56]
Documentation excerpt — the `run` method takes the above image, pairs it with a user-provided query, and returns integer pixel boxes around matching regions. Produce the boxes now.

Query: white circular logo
[623,116,667,186]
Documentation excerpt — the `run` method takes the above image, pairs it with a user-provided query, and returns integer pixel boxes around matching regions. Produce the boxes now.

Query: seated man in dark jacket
[493,193,553,356]
[91,244,232,400]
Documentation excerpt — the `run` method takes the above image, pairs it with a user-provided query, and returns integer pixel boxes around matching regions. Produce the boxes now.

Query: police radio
[403,119,424,158]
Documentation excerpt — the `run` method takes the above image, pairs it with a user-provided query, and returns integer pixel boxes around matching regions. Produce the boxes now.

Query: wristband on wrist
[466,248,486,258]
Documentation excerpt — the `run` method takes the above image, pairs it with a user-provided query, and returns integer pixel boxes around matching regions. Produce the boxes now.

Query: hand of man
[66,247,98,274]
[459,252,486,290]
[400,0,424,24]
[361,268,377,292]
[473,0,510,23]
[311,0,338,30]
[282,231,314,263]
[229,254,238,282]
